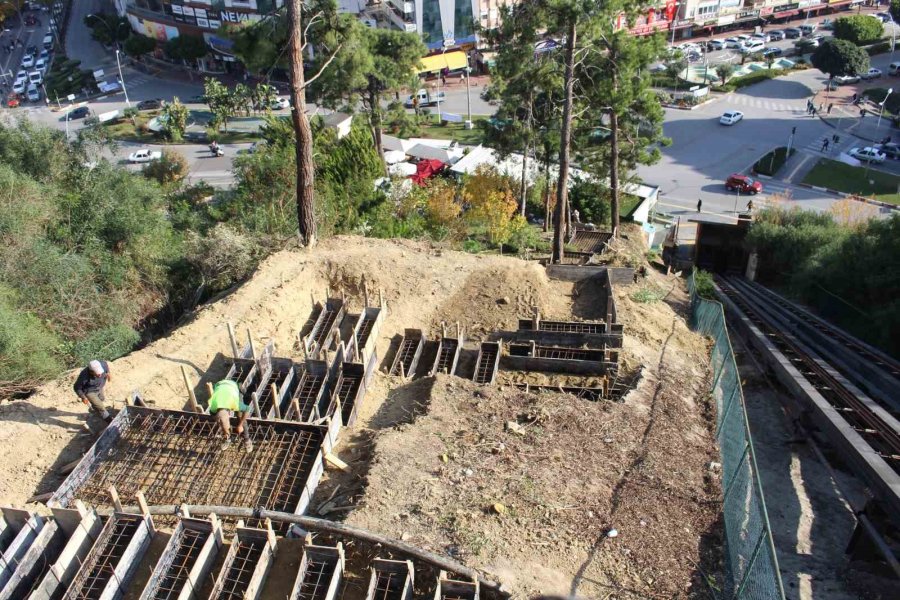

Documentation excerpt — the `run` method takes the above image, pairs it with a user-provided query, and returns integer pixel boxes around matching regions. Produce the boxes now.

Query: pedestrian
[697,198,703,213]
[746,199,754,212]
[819,103,824,113]
[207,379,253,452]
[73,360,113,424]
[860,108,867,118]
[827,103,833,114]
[851,92,858,103]
[573,209,580,223]
[822,138,830,151]
[806,99,812,114]
[832,134,840,144]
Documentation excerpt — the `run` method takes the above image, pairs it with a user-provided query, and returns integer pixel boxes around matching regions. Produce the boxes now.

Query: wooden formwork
[288,541,344,600]
[61,511,154,600]
[390,329,424,379]
[349,307,384,367]
[430,330,464,377]
[300,299,346,360]
[208,523,277,600]
[472,342,501,385]
[138,515,224,600]
[0,510,47,595]
[365,558,414,600]
[251,358,296,420]
[26,504,103,600]
[433,570,479,600]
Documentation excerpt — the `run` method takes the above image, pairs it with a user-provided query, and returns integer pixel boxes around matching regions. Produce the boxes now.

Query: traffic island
[802,158,900,206]
[752,146,796,177]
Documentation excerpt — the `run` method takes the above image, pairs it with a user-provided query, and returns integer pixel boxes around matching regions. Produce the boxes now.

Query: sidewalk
[812,82,898,144]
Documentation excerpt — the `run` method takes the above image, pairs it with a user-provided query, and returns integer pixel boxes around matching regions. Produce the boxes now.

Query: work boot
[221,436,232,451]
[244,440,254,454]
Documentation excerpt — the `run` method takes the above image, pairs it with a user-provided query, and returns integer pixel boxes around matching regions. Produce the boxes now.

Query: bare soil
[0,234,721,599]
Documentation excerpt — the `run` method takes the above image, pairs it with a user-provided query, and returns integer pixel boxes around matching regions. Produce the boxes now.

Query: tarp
[389,162,417,176]
[417,51,467,75]
[410,159,446,185]
[384,150,407,165]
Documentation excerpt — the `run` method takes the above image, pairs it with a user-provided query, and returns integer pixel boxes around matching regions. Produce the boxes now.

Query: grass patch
[630,285,665,303]
[753,147,796,176]
[803,158,900,204]
[101,114,259,144]
[712,68,790,92]
[621,194,642,219]
[861,87,899,116]
[418,116,488,145]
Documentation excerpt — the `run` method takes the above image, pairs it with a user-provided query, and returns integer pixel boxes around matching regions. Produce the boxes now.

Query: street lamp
[887,13,897,60]
[115,49,130,107]
[876,87,893,134]
[464,53,472,130]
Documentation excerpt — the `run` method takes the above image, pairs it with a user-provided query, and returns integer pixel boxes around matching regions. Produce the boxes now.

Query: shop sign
[773,3,799,11]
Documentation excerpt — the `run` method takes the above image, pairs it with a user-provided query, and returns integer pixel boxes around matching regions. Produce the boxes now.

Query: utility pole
[115,49,130,106]
[464,54,472,130]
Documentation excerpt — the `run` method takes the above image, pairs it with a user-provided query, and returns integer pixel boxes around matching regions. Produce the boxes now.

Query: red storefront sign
[665,0,678,21]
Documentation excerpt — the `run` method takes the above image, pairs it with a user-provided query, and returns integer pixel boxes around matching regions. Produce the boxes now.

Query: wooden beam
[181,366,200,413]
[324,453,350,472]
[109,486,123,512]
[227,322,240,359]
[271,383,281,419]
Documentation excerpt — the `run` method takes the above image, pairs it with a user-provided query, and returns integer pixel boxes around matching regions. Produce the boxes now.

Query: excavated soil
[0,234,720,599]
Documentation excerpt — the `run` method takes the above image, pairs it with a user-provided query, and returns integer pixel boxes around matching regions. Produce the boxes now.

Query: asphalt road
[0,8,53,97]
[65,0,113,72]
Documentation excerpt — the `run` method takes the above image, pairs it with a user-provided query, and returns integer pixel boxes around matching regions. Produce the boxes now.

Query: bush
[866,41,891,56]
[184,224,257,301]
[753,147,795,176]
[504,222,548,254]
[693,269,715,300]
[630,285,664,303]
[714,69,781,92]
[71,324,141,365]
[142,149,189,185]
[833,15,884,45]
[0,285,64,396]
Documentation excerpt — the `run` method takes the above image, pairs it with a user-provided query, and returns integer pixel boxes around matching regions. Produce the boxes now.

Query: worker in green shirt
[208,379,253,452]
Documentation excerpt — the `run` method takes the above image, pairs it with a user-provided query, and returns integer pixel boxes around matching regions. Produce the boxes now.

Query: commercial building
[380,0,518,49]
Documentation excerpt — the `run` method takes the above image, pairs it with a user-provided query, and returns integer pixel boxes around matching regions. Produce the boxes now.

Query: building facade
[381,0,518,49]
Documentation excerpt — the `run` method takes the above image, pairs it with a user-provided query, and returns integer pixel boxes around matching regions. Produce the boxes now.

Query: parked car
[719,110,744,125]
[65,106,90,120]
[707,39,726,50]
[39,49,49,61]
[861,68,882,80]
[875,12,892,23]
[723,37,742,48]
[875,142,900,159]
[25,85,40,102]
[27,70,41,85]
[751,33,770,43]
[767,30,786,41]
[890,62,900,75]
[736,34,752,42]
[725,173,762,194]
[270,96,290,110]
[833,74,860,85]
[798,24,816,36]
[136,98,164,110]
[188,94,207,104]
[33,59,46,75]
[784,28,802,39]
[21,53,34,68]
[128,149,163,163]
[740,40,765,54]
[762,47,783,58]
[849,147,886,163]
[12,79,26,94]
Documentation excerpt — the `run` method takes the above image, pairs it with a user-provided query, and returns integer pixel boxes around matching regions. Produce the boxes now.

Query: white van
[42,34,52,50]
[741,39,765,54]
[798,24,816,36]
[889,62,900,75]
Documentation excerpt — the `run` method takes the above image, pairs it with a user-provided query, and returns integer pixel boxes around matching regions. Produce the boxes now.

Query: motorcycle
[209,143,224,157]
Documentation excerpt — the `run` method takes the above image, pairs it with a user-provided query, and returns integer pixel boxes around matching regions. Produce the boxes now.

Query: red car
[725,173,762,194]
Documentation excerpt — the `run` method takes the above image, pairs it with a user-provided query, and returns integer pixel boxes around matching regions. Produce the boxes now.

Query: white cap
[89,360,104,375]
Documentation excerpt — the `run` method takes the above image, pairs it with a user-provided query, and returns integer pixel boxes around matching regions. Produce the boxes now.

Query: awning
[417,51,468,74]
[774,9,800,17]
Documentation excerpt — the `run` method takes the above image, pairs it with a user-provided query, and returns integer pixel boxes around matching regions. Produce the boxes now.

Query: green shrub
[0,285,64,395]
[71,324,141,365]
[462,239,483,253]
[693,269,715,300]
[753,147,795,176]
[630,285,664,303]
[504,223,548,254]
[713,69,781,92]
[833,14,884,45]
[866,41,891,56]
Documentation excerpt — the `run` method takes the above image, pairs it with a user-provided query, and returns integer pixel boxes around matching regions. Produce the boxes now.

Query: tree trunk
[287,0,317,247]
[542,155,551,233]
[552,18,577,264]
[519,143,529,218]
[369,85,386,170]
[609,74,621,238]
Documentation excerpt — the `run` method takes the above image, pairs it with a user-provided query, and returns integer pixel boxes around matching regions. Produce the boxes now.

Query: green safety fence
[687,270,785,600]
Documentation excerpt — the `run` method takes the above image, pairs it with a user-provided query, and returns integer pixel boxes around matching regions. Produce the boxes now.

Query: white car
[12,79,25,94]
[34,59,46,74]
[21,54,34,68]
[128,149,163,163]
[833,74,860,85]
[28,71,41,85]
[861,68,882,80]
[849,147,886,163]
[270,97,290,110]
[25,85,40,102]
[707,39,726,50]
[724,37,742,48]
[751,33,770,42]
[15,69,27,81]
[719,110,744,125]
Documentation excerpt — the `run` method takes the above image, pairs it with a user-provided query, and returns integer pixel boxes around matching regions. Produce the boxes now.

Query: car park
[21,54,34,68]
[767,30,785,41]
[833,74,860,85]
[25,86,40,102]
[848,147,886,163]
[136,98,164,110]
[719,110,744,125]
[784,28,802,39]
[128,149,163,163]
[725,173,762,194]
[65,106,90,120]
[876,142,900,159]
[861,68,882,80]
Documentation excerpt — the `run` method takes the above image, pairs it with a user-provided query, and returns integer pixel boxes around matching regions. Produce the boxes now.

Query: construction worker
[73,360,112,423]
[208,380,253,452]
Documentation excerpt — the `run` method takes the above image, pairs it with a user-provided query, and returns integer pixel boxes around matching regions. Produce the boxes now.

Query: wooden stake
[206,382,215,402]
[136,491,149,517]
[324,453,350,472]
[271,383,281,419]
[311,292,316,308]
[441,321,446,339]
[108,486,123,512]
[379,288,385,311]
[362,276,370,307]
[251,392,261,418]
[353,340,360,363]
[181,366,200,413]
[181,504,192,519]
[456,321,460,339]
[399,361,405,379]
[291,398,302,422]
[227,322,240,359]
[247,329,257,361]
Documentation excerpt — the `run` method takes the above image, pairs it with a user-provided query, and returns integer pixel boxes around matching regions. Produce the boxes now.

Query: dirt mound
[0,237,567,506]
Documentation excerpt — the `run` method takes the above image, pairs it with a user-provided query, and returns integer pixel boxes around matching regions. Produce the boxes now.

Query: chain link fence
[687,271,785,600]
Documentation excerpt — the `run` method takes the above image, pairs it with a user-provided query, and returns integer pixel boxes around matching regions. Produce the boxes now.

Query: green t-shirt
[208,380,250,413]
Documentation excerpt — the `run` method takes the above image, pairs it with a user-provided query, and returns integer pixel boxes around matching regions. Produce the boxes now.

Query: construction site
[0,232,896,599]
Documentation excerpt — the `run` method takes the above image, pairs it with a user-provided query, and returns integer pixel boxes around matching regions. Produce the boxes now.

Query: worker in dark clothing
[208,380,253,452]
[73,360,112,423]
[697,198,703,213]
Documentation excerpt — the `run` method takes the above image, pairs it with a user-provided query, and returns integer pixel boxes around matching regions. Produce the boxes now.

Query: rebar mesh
[372,570,404,600]
[63,516,141,600]
[687,271,785,600]
[152,528,208,600]
[215,541,264,599]
[473,344,498,384]
[295,554,338,600]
